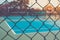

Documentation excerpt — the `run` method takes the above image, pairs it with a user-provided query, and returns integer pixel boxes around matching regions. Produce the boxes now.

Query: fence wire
[0,0,60,40]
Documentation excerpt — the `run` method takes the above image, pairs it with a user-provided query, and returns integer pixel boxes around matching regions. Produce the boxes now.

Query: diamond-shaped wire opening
[37,0,49,7]
[50,0,60,7]
[31,18,43,29]
[30,3,42,10]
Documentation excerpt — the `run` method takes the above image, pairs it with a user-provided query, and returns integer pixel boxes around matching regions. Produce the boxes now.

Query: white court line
[5,21,16,34]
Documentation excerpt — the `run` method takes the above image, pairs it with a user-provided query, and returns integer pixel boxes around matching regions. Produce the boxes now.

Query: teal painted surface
[3,16,59,34]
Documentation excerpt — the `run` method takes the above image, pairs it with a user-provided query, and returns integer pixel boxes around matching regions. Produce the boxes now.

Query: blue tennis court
[4,16,60,34]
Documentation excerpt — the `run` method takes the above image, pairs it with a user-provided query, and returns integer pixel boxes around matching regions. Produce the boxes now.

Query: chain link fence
[0,0,60,40]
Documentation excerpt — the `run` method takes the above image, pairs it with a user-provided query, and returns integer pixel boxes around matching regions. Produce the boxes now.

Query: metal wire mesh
[0,0,60,40]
